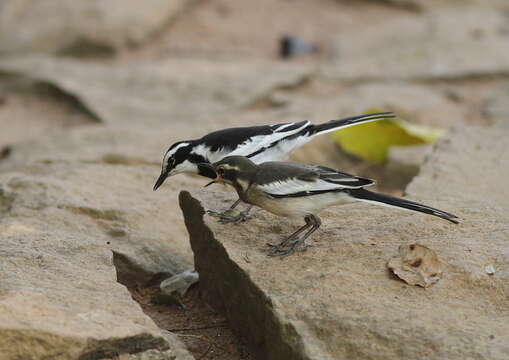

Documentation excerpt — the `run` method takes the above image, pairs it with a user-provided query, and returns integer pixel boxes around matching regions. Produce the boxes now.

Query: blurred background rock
[0,1,508,359]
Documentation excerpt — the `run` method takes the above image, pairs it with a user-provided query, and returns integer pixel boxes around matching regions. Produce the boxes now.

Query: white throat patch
[171,159,198,175]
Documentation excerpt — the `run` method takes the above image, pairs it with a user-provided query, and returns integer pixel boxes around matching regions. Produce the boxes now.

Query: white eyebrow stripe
[163,142,191,168]
[168,142,190,155]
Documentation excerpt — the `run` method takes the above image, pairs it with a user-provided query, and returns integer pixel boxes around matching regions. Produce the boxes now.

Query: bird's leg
[207,198,241,216]
[218,205,253,224]
[266,217,311,250]
[207,198,252,223]
[267,216,314,254]
[268,215,321,257]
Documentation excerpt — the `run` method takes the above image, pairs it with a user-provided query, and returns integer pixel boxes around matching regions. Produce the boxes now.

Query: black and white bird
[153,112,395,218]
[199,156,459,256]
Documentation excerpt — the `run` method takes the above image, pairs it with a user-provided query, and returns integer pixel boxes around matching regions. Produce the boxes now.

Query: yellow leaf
[331,113,444,164]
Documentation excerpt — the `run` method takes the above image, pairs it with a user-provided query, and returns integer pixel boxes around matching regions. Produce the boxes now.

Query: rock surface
[323,8,509,81]
[1,2,507,358]
[0,0,191,55]
[128,332,195,360]
[484,84,509,126]
[0,56,312,126]
[367,0,508,10]
[384,144,432,189]
[0,47,316,360]
[0,160,199,359]
[179,125,509,360]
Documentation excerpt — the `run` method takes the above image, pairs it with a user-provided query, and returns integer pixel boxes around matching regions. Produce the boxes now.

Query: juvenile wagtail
[198,156,459,256]
[153,112,395,221]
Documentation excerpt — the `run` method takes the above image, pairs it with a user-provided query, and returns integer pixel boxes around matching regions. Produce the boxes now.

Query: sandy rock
[0,158,201,358]
[260,82,469,128]
[0,218,166,359]
[179,124,509,359]
[362,0,508,10]
[484,84,509,127]
[0,0,191,55]
[323,8,509,81]
[0,56,313,126]
[129,332,195,360]
[384,144,432,189]
[0,89,96,151]
[0,160,199,285]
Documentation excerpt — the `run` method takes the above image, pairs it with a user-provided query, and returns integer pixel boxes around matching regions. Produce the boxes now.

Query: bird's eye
[217,168,225,176]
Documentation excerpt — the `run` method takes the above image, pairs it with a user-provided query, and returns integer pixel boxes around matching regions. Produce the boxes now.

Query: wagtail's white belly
[249,189,356,218]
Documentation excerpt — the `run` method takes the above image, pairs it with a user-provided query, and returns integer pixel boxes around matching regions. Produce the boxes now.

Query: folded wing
[227,121,310,159]
[256,163,374,198]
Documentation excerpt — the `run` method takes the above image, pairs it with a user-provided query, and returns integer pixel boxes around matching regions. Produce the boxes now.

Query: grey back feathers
[214,156,375,198]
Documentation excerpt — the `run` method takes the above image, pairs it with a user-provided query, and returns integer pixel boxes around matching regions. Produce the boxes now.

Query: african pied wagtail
[153,112,395,220]
[199,156,459,256]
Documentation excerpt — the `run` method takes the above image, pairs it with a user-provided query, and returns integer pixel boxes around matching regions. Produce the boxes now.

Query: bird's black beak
[153,171,168,191]
[197,163,220,187]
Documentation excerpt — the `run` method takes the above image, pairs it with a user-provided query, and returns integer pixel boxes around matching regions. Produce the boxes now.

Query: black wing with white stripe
[199,121,309,153]
[247,112,395,163]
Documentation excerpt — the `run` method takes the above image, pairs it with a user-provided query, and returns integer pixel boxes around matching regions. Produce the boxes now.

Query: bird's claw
[207,209,250,224]
[219,212,250,224]
[266,240,308,257]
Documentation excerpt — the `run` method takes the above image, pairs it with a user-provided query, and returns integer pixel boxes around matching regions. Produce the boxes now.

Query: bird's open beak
[198,163,222,187]
[153,171,168,191]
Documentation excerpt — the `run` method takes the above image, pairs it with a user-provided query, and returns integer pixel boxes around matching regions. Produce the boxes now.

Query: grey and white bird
[153,112,395,220]
[199,156,459,256]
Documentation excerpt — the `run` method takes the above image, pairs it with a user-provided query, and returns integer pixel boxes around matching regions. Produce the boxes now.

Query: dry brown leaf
[387,244,444,288]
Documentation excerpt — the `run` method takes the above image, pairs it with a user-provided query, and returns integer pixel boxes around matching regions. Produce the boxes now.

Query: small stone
[484,264,496,275]
[160,270,199,297]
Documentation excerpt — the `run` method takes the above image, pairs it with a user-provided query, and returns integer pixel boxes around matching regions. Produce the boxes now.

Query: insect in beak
[198,163,222,187]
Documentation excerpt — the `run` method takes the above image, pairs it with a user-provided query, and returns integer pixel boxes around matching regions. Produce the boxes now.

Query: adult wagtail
[153,112,395,221]
[198,156,459,256]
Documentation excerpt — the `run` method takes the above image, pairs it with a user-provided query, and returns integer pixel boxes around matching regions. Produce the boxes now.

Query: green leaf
[331,113,444,164]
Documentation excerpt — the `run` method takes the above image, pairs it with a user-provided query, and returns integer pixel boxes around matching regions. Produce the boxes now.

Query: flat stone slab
[0,0,191,54]
[322,8,509,81]
[0,56,312,126]
[179,125,509,360]
[0,160,198,359]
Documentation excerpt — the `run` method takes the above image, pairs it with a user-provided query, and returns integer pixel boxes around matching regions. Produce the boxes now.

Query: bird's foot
[207,209,251,224]
[266,239,308,257]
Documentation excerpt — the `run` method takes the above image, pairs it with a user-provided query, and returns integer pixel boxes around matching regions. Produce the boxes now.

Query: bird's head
[198,156,258,190]
[153,141,200,191]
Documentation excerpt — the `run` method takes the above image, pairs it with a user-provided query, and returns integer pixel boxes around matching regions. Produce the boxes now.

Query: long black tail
[345,188,459,224]
[309,112,395,136]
